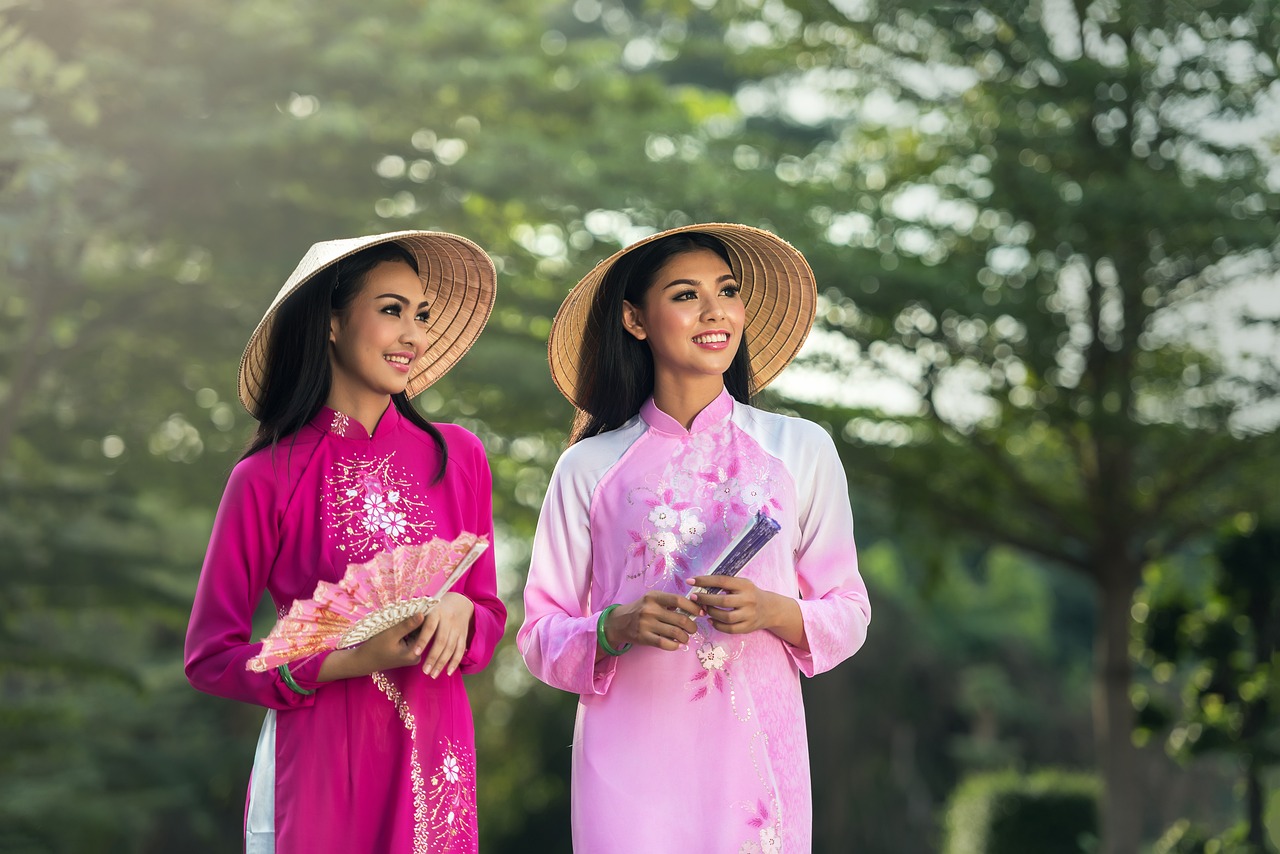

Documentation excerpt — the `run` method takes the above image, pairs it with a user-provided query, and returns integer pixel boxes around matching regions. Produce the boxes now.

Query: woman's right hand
[316,613,427,682]
[603,592,702,652]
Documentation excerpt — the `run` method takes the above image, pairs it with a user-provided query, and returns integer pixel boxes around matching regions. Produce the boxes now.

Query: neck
[650,374,725,430]
[324,388,393,436]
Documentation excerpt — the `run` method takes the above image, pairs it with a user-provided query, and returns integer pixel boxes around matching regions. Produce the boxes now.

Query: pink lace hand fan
[246,531,489,673]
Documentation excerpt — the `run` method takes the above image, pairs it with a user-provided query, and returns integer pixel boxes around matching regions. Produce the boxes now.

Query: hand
[317,613,427,681]
[687,575,791,637]
[605,591,703,652]
[416,592,475,678]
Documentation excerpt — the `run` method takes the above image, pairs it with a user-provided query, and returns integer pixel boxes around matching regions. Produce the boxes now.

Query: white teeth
[385,355,411,364]
[694,333,728,343]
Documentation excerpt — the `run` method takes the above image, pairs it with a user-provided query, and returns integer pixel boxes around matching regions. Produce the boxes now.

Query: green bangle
[597,604,632,656]
[277,663,315,696]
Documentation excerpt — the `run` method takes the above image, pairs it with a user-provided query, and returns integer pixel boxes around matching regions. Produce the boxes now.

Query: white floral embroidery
[442,752,461,784]
[739,481,766,509]
[739,844,763,854]
[713,477,740,502]
[379,510,408,538]
[697,642,728,671]
[678,511,706,546]
[759,826,782,854]
[646,529,679,557]
[649,504,679,528]
[325,452,433,557]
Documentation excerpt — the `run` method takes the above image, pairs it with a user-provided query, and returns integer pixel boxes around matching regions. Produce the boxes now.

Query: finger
[656,594,703,618]
[645,630,683,651]
[422,633,445,675]
[644,619,693,646]
[691,591,730,609]
[397,613,427,637]
[423,619,456,674]
[709,612,748,633]
[444,635,467,676]
[652,609,698,636]
[689,575,738,589]
[413,612,441,657]
[429,630,462,678]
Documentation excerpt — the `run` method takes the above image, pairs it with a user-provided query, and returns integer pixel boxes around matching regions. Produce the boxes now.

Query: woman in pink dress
[185,231,506,853]
[519,223,872,852]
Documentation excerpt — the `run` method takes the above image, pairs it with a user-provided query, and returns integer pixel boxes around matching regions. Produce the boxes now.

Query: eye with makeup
[415,307,431,325]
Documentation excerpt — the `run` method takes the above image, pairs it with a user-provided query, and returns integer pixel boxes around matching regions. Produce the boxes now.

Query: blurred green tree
[616,0,1280,850]
[4,0,1278,850]
[1136,522,1280,851]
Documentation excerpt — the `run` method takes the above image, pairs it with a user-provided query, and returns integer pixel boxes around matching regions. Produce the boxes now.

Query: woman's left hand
[686,576,807,648]
[415,592,475,678]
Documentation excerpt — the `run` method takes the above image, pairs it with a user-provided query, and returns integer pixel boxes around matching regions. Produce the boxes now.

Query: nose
[400,319,426,351]
[701,297,725,321]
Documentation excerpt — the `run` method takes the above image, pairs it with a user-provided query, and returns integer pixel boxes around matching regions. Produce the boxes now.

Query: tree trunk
[1094,564,1143,854]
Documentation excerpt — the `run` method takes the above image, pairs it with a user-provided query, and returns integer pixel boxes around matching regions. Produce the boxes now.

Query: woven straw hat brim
[547,223,817,409]
[238,230,496,417]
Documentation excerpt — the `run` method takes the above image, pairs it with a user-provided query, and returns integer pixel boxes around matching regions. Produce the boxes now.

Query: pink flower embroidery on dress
[737,800,783,853]
[625,483,700,580]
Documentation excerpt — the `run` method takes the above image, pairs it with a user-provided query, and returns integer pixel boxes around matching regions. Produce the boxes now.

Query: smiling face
[327,260,430,406]
[621,247,746,397]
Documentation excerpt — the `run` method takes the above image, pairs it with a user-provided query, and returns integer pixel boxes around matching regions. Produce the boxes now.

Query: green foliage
[1134,522,1280,850]
[3,0,1277,850]
[943,768,1100,854]
[1152,818,1260,854]
[806,542,1095,852]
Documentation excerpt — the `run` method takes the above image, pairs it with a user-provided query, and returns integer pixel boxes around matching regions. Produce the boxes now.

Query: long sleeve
[453,433,506,674]
[784,423,871,677]
[184,459,329,710]
[517,454,618,696]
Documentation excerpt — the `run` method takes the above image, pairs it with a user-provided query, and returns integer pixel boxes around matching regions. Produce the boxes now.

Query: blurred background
[2,0,1278,852]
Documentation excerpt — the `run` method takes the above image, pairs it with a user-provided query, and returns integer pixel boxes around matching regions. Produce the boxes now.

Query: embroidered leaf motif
[690,686,708,702]
[690,670,709,682]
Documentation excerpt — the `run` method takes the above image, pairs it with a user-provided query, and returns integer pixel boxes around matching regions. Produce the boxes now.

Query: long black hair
[568,232,755,445]
[242,242,449,482]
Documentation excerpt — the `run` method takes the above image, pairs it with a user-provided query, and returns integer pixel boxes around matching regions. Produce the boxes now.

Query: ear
[621,300,647,341]
[329,312,340,344]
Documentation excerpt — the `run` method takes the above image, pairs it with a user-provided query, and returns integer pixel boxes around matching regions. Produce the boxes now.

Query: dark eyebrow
[661,273,738,290]
[375,294,430,309]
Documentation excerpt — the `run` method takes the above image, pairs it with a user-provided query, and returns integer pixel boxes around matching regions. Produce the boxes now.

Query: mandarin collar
[311,402,400,440]
[639,388,734,436]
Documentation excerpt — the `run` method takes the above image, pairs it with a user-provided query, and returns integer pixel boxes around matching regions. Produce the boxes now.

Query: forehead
[357,259,429,296]
[651,247,734,284]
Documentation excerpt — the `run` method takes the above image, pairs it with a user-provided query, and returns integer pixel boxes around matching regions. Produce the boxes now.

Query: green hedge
[943,768,1100,854]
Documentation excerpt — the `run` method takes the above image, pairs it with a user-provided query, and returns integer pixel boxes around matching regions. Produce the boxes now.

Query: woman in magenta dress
[518,223,871,851]
[185,231,506,853]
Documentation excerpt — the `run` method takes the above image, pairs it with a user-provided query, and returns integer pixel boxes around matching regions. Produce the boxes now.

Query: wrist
[597,604,631,656]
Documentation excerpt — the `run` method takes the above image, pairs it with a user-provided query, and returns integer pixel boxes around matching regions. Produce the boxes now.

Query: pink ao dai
[518,390,871,852]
